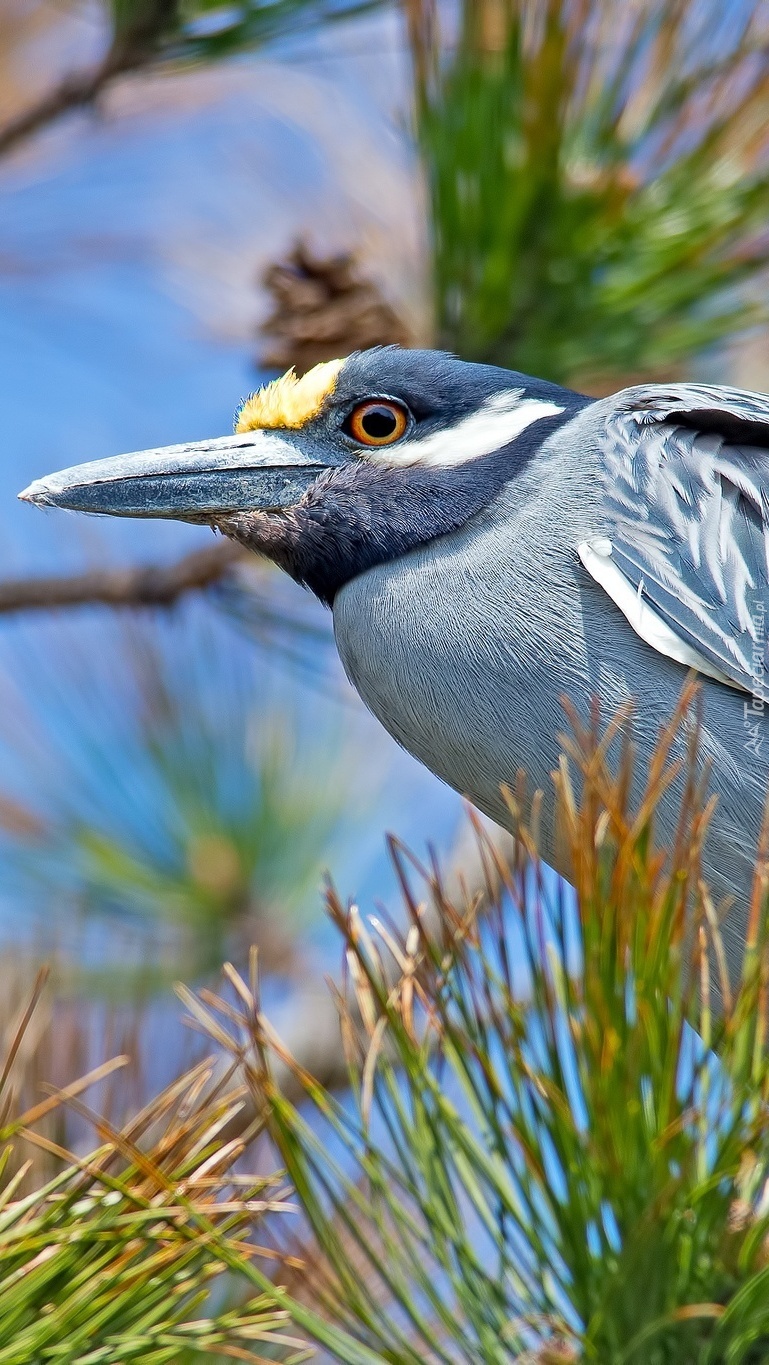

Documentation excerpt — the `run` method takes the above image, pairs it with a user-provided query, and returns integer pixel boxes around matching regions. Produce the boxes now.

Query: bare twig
[0,69,112,159]
[0,539,245,614]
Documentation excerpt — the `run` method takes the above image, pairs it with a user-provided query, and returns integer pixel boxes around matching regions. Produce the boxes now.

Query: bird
[19,346,769,983]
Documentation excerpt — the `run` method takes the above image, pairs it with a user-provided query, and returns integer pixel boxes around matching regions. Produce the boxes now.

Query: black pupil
[362,405,398,439]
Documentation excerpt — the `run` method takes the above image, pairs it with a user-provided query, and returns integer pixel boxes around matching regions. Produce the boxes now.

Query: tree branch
[0,0,179,158]
[0,540,245,614]
[0,66,112,159]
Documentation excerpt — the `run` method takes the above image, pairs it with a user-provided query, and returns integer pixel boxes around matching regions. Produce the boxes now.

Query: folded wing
[581,384,769,698]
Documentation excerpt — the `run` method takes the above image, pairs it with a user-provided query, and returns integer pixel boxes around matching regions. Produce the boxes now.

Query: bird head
[19,348,588,605]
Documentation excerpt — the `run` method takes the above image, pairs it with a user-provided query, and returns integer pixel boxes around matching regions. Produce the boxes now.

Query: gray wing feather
[600,384,769,697]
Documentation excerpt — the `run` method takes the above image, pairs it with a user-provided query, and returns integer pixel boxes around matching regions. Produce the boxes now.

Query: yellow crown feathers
[235,358,344,433]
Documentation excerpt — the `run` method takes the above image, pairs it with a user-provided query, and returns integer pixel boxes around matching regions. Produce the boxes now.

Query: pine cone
[258,241,410,376]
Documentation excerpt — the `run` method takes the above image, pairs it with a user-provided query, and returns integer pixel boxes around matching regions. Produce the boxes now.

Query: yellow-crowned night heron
[20,347,769,982]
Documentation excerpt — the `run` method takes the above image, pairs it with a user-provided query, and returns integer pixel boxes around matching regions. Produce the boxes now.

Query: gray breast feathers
[580,384,769,699]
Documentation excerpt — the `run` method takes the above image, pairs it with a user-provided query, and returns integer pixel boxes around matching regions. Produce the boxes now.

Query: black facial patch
[217,404,582,605]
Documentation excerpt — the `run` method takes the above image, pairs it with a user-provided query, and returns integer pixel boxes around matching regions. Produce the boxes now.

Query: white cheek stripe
[578,536,744,690]
[372,391,565,468]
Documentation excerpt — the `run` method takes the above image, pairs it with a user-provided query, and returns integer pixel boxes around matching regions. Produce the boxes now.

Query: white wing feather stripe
[592,385,769,700]
[578,538,746,691]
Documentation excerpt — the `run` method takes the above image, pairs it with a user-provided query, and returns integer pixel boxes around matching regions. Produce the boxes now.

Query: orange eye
[347,400,409,446]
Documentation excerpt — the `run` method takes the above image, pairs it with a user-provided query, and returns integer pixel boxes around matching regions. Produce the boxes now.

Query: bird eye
[345,400,409,446]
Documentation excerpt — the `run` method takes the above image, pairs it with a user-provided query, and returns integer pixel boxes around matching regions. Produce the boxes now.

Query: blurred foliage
[0,613,356,988]
[105,0,382,68]
[192,684,769,1362]
[0,971,306,1365]
[407,0,769,388]
[169,0,381,63]
[0,0,385,155]
[216,562,337,692]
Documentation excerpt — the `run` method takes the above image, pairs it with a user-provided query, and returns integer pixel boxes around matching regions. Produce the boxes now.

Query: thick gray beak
[18,430,330,520]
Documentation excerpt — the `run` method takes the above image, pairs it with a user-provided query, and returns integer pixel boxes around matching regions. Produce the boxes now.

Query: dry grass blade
[0,969,49,1120]
[0,975,307,1364]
